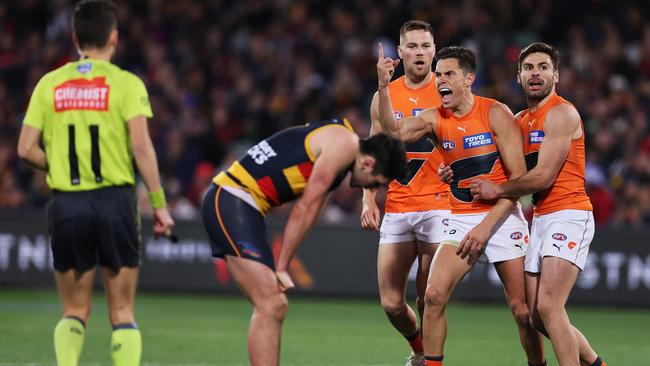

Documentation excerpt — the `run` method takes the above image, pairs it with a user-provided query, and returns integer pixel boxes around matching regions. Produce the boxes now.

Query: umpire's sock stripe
[112,322,138,330]
[65,315,86,328]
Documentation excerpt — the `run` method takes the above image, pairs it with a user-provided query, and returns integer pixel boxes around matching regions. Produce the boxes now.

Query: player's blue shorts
[201,183,275,269]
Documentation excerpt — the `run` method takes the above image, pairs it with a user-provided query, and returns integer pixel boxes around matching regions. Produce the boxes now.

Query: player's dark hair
[72,0,117,50]
[434,46,477,74]
[399,20,434,42]
[518,42,560,71]
[359,133,408,181]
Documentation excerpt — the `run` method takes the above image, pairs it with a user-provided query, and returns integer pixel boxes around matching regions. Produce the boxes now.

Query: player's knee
[508,300,530,328]
[257,293,288,321]
[536,298,558,320]
[424,285,447,312]
[380,296,407,318]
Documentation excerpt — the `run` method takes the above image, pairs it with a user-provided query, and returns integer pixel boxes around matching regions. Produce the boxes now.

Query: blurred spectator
[0,0,649,228]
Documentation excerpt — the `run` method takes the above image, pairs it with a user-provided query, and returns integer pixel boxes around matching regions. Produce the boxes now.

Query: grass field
[0,289,648,365]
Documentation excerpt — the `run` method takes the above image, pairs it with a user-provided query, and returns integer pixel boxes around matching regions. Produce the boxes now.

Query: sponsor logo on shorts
[463,132,494,149]
[514,243,524,250]
[524,235,529,244]
[239,242,262,258]
[442,218,449,226]
[568,241,577,250]
[510,231,523,240]
[448,229,456,235]
[394,111,404,120]
[552,233,567,241]
[441,140,456,150]
[552,243,563,252]
[529,130,544,144]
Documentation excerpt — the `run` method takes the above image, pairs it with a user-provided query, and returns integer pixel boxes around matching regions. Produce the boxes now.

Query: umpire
[17,1,174,365]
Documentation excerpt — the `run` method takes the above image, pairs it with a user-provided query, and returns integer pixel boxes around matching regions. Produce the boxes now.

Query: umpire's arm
[17,125,47,171]
[128,115,175,237]
[128,116,163,193]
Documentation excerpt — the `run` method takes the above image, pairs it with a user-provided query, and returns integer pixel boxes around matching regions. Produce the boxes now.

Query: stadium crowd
[1,0,649,227]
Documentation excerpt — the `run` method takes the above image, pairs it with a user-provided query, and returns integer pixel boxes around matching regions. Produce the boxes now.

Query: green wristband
[149,189,167,209]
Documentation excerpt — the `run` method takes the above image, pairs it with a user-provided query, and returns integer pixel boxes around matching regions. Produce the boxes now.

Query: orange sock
[405,330,423,353]
[424,355,443,366]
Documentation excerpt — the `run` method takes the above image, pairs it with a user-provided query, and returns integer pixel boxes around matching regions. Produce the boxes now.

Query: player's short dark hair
[399,20,434,41]
[359,133,408,181]
[72,0,117,50]
[518,42,560,71]
[434,46,477,74]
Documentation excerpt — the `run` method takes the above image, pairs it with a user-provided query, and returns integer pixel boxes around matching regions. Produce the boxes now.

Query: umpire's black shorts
[48,185,140,272]
[201,183,274,269]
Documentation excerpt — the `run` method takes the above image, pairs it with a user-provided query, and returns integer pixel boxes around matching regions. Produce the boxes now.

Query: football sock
[424,355,443,366]
[111,323,141,366]
[589,356,604,366]
[528,360,547,366]
[54,316,86,366]
[405,329,424,353]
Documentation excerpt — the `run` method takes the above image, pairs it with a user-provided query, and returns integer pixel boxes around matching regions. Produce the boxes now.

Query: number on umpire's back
[68,124,102,185]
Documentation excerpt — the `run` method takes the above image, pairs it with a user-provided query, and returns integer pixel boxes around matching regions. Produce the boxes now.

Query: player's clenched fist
[377,42,401,89]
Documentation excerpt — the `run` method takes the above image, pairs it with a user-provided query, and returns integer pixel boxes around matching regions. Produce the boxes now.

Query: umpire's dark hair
[359,133,408,181]
[518,42,560,71]
[434,46,477,74]
[73,0,117,50]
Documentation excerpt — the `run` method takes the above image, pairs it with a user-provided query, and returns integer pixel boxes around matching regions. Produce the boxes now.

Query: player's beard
[525,83,553,103]
[406,63,430,83]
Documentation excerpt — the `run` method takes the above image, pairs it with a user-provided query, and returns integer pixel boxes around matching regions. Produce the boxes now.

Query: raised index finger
[378,42,384,61]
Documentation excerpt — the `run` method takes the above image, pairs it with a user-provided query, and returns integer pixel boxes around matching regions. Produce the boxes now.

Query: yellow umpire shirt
[23,59,153,191]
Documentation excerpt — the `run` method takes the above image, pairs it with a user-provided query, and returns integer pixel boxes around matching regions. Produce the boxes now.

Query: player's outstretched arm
[17,125,47,171]
[128,115,175,238]
[276,131,357,291]
[375,42,434,143]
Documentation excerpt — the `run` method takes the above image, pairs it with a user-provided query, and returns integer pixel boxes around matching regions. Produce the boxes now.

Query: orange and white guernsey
[385,76,450,213]
[433,96,508,214]
[519,92,593,215]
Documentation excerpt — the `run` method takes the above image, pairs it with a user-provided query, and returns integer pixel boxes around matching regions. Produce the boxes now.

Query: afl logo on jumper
[441,140,456,151]
[394,111,404,120]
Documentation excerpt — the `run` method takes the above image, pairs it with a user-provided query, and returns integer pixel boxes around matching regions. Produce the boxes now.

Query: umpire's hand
[153,207,175,239]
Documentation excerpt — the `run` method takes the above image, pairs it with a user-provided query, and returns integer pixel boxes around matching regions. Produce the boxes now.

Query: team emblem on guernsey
[529,130,544,144]
[247,140,277,165]
[463,132,493,149]
[54,77,109,112]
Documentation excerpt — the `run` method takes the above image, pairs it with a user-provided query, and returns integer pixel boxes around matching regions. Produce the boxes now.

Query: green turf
[0,289,648,365]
